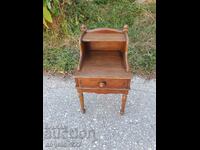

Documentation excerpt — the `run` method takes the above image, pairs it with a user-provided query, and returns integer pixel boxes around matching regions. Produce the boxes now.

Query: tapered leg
[78,92,85,113]
[120,94,127,115]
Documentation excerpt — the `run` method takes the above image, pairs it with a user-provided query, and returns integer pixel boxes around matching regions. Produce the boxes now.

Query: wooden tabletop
[82,33,126,42]
[74,51,132,79]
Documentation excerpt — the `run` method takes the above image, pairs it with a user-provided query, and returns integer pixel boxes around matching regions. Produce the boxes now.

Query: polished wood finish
[120,94,127,115]
[74,25,133,115]
[78,92,85,113]
[77,78,130,89]
[82,33,126,42]
[74,51,132,79]
[77,88,129,94]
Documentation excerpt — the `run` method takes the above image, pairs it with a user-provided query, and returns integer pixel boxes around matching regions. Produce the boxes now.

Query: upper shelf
[82,33,126,42]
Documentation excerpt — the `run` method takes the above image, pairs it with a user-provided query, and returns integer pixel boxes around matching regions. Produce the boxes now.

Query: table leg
[78,92,85,113]
[120,94,127,115]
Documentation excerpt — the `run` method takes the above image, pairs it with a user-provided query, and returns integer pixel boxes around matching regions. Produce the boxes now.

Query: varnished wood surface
[75,25,132,114]
[77,88,129,94]
[77,78,130,89]
[84,41,125,51]
[74,51,132,79]
[120,94,127,115]
[87,28,122,33]
[78,93,85,113]
[82,33,126,42]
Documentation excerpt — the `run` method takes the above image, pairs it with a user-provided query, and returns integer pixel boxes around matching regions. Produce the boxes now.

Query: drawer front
[78,78,130,89]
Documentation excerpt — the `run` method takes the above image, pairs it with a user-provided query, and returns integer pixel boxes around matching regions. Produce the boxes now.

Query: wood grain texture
[124,32,130,72]
[84,41,125,51]
[77,88,129,94]
[78,92,85,113]
[87,28,122,33]
[74,51,132,79]
[75,25,132,115]
[120,94,127,115]
[77,78,130,89]
[78,27,87,71]
[82,33,126,42]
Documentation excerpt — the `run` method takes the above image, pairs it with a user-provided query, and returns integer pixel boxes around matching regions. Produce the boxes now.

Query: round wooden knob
[99,81,106,88]
[81,24,87,32]
[123,24,128,32]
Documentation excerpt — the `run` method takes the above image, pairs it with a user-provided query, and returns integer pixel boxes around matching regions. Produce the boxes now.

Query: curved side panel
[77,31,86,71]
[87,28,123,33]
[124,32,130,72]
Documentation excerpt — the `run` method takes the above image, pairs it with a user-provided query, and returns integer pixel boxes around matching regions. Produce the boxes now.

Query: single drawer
[77,78,130,89]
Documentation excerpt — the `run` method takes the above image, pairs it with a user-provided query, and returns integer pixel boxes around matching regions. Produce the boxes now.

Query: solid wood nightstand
[74,25,133,115]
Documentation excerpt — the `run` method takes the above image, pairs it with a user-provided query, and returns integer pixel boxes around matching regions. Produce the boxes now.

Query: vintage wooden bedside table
[74,25,133,115]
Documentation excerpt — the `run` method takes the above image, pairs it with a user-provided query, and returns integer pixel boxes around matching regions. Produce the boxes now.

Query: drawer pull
[99,81,106,88]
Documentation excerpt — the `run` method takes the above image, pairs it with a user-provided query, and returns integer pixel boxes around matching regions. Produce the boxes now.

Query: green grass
[43,0,156,78]
[43,47,79,73]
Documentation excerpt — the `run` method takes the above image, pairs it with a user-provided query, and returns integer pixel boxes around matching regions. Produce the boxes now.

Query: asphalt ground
[43,75,156,150]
